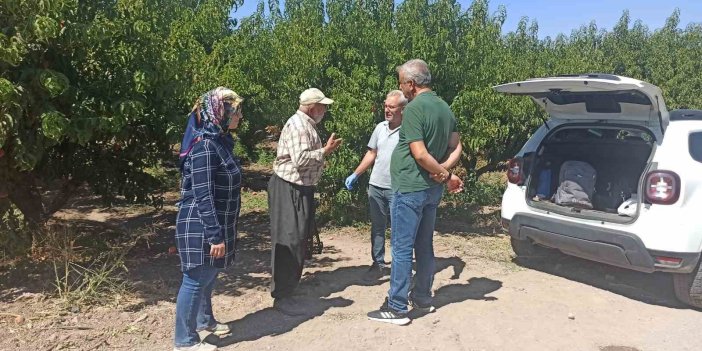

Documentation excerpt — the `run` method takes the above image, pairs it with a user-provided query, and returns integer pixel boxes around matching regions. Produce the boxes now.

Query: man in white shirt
[345,90,406,280]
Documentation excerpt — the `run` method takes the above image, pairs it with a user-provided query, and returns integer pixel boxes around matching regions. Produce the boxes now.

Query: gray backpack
[553,160,597,209]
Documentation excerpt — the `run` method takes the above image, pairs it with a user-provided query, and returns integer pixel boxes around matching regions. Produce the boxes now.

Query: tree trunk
[6,169,44,242]
[2,165,82,246]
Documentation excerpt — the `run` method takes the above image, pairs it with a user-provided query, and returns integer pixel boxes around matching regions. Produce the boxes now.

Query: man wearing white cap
[268,88,342,316]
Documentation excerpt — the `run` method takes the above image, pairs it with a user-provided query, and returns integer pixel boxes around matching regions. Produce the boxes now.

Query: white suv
[496,74,702,308]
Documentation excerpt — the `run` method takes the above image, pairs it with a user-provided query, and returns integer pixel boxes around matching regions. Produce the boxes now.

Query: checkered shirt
[272,111,325,186]
[175,137,241,272]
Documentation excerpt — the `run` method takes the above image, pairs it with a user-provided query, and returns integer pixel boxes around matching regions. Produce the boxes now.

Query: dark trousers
[268,173,315,299]
[368,184,393,265]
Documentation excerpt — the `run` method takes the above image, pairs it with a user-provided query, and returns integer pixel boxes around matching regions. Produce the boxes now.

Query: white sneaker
[173,342,218,351]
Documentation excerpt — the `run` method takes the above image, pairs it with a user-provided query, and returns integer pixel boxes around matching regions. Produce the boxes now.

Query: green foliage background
[2,0,702,238]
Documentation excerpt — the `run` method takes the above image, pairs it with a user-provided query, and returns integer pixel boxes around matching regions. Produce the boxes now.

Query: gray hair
[396,59,432,86]
[386,90,408,106]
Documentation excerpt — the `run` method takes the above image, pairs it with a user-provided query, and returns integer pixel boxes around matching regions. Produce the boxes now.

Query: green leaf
[33,16,61,42]
[0,78,17,103]
[0,113,14,149]
[41,110,69,141]
[38,70,70,98]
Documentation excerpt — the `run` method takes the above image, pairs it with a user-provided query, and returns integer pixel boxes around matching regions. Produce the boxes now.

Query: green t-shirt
[390,91,457,193]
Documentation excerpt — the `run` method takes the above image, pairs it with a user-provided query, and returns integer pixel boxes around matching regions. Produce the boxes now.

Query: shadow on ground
[214,264,380,346]
[210,255,498,345]
[513,250,688,309]
[407,256,502,320]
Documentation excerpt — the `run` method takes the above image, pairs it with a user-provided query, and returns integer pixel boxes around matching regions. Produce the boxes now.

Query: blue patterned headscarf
[179,87,243,170]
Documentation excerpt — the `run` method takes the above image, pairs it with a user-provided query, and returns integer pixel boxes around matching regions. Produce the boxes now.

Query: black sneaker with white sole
[409,297,436,313]
[367,299,410,325]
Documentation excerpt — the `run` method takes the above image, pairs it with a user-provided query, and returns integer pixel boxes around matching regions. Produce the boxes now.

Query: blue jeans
[387,185,444,313]
[368,184,393,266]
[174,265,221,347]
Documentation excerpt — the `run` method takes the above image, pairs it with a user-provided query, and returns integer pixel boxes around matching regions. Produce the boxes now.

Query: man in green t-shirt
[367,59,463,325]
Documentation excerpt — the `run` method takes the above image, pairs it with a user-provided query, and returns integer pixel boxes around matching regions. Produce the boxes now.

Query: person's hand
[345,173,358,190]
[210,242,225,258]
[430,170,450,183]
[446,174,464,194]
[323,133,343,156]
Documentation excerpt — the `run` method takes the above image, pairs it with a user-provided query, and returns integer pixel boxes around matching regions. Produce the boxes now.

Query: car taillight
[644,170,680,205]
[507,157,523,185]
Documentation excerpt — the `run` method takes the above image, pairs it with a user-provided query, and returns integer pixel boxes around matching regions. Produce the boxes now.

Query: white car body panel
[494,75,669,134]
[498,75,702,270]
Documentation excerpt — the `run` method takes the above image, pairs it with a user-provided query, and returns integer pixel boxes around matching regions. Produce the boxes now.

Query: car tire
[510,237,554,258]
[673,259,702,308]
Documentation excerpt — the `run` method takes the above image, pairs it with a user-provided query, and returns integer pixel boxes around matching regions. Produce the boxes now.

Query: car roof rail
[670,109,702,121]
[555,73,621,81]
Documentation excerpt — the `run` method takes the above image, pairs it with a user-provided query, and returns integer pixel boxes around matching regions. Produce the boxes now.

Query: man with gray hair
[345,90,407,281]
[268,88,343,316]
[368,59,463,325]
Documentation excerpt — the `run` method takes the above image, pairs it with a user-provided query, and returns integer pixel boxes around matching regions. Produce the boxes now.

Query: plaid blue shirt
[175,137,241,271]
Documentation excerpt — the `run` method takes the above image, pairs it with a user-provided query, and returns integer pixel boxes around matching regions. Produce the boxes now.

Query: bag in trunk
[553,160,597,209]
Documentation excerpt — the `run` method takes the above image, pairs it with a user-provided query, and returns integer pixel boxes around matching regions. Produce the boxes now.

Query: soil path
[2,187,701,351]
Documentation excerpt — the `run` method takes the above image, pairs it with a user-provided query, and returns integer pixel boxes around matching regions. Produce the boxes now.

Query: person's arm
[410,136,464,191]
[409,141,450,180]
[439,125,464,193]
[429,131,462,183]
[190,140,224,246]
[402,105,450,180]
[345,127,378,189]
[353,125,381,175]
[440,132,462,170]
[352,149,378,175]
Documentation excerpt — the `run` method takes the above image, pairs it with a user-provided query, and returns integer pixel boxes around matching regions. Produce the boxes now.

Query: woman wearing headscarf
[174,87,244,351]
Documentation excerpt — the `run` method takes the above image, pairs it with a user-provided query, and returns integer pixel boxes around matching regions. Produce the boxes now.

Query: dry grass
[41,224,156,309]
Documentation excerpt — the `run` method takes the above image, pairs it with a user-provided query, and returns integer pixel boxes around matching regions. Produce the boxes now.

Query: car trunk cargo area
[525,125,654,223]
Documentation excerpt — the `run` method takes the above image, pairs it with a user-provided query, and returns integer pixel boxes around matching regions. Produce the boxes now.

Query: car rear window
[549,127,653,144]
[545,91,652,114]
[690,132,702,163]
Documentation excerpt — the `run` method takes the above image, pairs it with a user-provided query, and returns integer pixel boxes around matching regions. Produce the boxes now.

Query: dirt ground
[2,174,702,351]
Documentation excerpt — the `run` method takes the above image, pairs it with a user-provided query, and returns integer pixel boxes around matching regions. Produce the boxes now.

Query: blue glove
[345,173,358,190]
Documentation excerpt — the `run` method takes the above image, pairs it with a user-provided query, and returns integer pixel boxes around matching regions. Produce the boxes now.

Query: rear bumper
[507,213,700,273]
